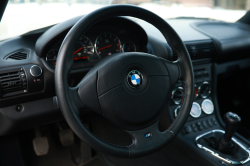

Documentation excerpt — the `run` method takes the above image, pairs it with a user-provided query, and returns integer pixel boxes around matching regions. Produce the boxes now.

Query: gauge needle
[97,45,112,51]
[74,47,83,54]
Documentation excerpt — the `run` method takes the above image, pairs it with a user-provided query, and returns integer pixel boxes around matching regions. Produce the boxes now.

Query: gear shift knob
[223,112,241,142]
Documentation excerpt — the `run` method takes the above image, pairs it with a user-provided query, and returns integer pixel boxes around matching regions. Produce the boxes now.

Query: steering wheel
[55,5,194,158]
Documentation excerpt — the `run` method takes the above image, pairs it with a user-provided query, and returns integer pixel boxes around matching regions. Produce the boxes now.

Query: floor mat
[101,150,180,166]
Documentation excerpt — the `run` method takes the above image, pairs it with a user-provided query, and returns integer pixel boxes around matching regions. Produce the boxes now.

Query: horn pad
[95,53,171,130]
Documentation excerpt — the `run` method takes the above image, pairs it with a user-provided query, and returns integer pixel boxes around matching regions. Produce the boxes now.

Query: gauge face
[95,32,122,57]
[201,99,214,114]
[190,102,201,118]
[74,35,94,62]
[198,81,211,98]
[123,42,136,52]
[46,49,58,67]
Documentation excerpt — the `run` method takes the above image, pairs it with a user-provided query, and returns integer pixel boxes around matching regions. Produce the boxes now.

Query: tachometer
[74,35,94,62]
[46,49,58,67]
[95,32,122,57]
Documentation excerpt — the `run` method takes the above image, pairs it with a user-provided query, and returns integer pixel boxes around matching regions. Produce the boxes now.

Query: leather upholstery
[55,5,194,158]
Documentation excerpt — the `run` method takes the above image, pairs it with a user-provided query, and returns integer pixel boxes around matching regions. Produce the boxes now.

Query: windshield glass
[0,0,247,41]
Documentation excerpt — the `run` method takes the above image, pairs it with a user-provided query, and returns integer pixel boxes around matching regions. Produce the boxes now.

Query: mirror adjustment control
[30,65,42,77]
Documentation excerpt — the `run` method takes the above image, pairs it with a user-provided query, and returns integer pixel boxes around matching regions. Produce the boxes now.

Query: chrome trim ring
[174,106,181,117]
[30,65,42,77]
[190,102,201,118]
[198,81,211,98]
[196,130,250,164]
[201,99,214,114]
[171,87,183,105]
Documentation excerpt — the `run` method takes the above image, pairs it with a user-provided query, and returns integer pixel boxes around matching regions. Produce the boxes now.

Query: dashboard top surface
[137,19,211,42]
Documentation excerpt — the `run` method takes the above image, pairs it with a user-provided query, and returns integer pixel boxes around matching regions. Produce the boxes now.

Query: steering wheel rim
[55,5,194,158]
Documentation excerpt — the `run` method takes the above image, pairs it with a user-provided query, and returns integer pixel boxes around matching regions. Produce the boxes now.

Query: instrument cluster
[45,25,142,68]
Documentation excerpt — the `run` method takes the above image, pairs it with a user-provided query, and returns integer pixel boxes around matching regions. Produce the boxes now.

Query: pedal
[59,129,74,146]
[32,127,49,156]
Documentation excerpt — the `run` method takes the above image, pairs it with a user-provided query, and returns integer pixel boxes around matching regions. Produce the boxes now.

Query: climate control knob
[198,81,211,98]
[172,87,183,105]
[30,65,42,77]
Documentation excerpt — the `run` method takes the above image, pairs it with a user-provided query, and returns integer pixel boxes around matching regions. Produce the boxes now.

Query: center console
[170,63,214,130]
[168,63,250,166]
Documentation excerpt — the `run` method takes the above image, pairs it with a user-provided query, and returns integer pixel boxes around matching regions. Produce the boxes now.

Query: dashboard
[0,15,250,136]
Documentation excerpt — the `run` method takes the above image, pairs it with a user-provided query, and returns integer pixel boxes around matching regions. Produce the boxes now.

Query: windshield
[0,0,247,41]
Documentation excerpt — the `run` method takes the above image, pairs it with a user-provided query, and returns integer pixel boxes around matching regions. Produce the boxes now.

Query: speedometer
[95,32,122,58]
[74,35,94,62]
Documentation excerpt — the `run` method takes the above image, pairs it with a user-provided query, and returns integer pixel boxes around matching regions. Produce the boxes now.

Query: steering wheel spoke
[76,72,103,115]
[126,121,173,157]
[160,58,180,88]
[67,86,85,112]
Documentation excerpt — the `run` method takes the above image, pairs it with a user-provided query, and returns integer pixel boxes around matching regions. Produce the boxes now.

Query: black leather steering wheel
[55,5,194,158]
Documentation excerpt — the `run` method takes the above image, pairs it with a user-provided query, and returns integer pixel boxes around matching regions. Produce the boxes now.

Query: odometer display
[95,32,121,57]
[74,35,94,62]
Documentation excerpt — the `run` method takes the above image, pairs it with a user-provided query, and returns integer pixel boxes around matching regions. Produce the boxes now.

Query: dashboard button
[196,122,201,126]
[183,125,192,134]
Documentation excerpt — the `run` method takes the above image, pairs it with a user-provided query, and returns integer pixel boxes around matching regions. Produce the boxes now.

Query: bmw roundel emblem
[127,70,143,88]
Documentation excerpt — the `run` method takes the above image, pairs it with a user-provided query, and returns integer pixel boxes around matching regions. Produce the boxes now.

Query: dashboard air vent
[5,50,28,60]
[0,68,27,97]
[171,41,216,60]
[186,42,216,60]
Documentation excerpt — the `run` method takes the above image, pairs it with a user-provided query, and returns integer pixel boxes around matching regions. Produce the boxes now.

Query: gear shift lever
[218,112,241,154]
[224,112,241,141]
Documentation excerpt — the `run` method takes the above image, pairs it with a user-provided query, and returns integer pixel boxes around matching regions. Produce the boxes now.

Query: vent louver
[5,50,28,60]
[186,42,216,59]
[0,68,27,97]
[171,41,216,60]
[0,71,22,94]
